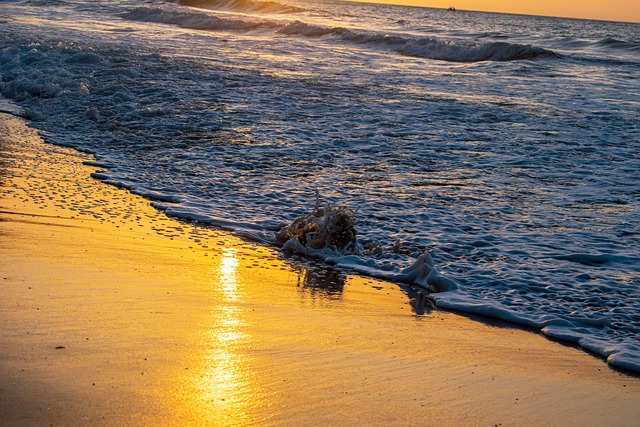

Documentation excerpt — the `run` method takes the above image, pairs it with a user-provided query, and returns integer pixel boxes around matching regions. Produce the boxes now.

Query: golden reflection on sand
[189,245,265,425]
[219,247,241,302]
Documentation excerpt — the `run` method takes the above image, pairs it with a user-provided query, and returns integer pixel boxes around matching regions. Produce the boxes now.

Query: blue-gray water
[1,0,639,372]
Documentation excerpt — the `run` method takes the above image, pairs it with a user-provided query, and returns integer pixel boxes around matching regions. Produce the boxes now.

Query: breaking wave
[176,0,304,14]
[278,20,558,62]
[122,7,558,63]
[120,7,275,32]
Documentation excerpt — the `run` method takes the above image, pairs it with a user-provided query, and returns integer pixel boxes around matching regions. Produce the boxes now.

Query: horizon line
[342,0,640,25]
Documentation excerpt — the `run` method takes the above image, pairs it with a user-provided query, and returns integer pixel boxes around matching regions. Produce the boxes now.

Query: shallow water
[1,0,639,372]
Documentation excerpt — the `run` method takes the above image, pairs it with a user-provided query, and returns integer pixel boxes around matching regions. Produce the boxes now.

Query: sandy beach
[1,111,639,426]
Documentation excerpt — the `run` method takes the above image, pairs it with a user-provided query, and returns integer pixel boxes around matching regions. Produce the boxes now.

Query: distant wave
[122,7,558,62]
[20,0,69,5]
[596,37,640,51]
[550,36,640,66]
[277,20,558,62]
[174,0,304,14]
[121,6,275,31]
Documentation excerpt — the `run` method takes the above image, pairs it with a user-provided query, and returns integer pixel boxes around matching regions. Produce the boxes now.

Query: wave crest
[596,37,640,51]
[177,0,304,14]
[278,20,558,62]
[121,6,273,32]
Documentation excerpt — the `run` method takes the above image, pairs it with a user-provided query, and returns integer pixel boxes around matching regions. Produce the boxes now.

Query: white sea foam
[276,194,358,251]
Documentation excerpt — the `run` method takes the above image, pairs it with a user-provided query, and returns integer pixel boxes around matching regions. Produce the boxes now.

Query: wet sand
[1,112,639,426]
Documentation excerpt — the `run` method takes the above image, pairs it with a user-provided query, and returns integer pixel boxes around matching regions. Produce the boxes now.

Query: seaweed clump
[276,195,357,253]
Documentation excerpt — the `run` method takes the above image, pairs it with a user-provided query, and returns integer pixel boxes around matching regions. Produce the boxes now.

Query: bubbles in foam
[276,193,358,252]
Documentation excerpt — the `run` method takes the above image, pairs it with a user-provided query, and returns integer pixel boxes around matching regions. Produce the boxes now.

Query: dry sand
[1,112,639,426]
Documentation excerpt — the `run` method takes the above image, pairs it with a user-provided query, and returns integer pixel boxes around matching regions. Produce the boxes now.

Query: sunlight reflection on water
[190,246,264,425]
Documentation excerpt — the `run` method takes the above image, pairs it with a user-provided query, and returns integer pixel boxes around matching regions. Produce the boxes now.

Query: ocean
[1,0,639,373]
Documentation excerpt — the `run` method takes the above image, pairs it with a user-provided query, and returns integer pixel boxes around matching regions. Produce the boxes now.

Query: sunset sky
[350,0,640,23]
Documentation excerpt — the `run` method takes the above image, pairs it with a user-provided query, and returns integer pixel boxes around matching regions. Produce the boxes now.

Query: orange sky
[351,0,640,23]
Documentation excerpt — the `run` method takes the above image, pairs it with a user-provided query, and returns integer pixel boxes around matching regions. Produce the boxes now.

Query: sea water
[1,0,639,372]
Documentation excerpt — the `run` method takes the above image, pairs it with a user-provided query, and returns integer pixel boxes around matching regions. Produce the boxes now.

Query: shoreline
[1,112,639,425]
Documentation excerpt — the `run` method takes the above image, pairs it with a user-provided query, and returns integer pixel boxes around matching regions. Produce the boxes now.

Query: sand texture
[1,112,639,426]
